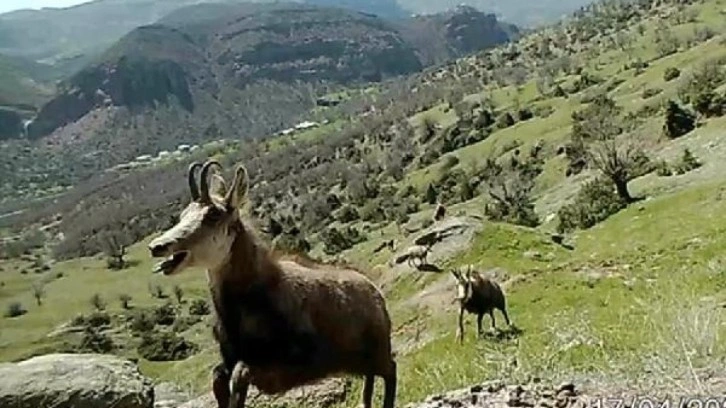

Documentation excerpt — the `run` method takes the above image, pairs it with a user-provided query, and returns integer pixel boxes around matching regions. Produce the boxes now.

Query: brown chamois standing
[451,265,511,344]
[148,161,397,408]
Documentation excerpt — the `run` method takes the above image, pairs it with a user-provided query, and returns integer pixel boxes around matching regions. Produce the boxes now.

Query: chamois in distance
[148,160,397,408]
[395,244,431,268]
[451,265,512,343]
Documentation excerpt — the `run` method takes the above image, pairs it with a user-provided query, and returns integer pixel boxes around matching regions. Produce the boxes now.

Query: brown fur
[149,161,397,408]
[210,223,397,407]
[433,203,446,222]
[452,266,511,344]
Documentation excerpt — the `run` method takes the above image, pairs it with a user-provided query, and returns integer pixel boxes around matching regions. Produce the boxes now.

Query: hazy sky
[0,0,89,14]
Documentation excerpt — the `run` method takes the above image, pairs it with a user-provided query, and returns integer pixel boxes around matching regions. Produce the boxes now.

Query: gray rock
[179,377,348,408]
[0,353,154,408]
[154,382,191,408]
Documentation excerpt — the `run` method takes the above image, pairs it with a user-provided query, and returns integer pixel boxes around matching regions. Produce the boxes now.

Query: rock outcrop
[179,377,349,408]
[0,353,155,408]
[407,380,585,408]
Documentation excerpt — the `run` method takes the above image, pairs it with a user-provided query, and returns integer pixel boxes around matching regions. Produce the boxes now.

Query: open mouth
[153,251,189,275]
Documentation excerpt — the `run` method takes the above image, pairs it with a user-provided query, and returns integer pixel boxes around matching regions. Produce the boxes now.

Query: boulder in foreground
[0,353,154,408]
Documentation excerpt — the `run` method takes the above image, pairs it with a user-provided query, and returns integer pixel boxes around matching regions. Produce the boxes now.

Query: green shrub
[129,310,155,333]
[336,205,360,223]
[77,327,114,353]
[172,315,201,333]
[496,112,515,129]
[360,200,388,224]
[272,233,312,255]
[320,227,366,255]
[517,108,534,121]
[557,178,628,233]
[119,294,132,310]
[692,91,726,117]
[673,148,702,175]
[137,331,199,362]
[654,160,673,177]
[90,294,106,311]
[663,100,695,139]
[153,303,176,326]
[85,312,111,328]
[641,88,662,99]
[474,109,494,129]
[5,302,26,318]
[663,67,681,81]
[485,199,539,228]
[173,285,184,304]
[188,299,210,316]
[441,155,460,171]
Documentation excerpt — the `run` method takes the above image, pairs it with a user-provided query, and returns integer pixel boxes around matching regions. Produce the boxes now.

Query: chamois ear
[225,164,249,210]
[209,173,228,203]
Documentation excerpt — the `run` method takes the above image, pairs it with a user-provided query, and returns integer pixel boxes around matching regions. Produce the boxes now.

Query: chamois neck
[208,220,282,288]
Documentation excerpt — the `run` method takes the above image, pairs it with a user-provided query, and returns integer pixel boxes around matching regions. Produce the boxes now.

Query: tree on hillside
[566,94,646,203]
[480,154,541,227]
[102,231,131,271]
[663,100,695,139]
[586,139,646,203]
[424,183,438,205]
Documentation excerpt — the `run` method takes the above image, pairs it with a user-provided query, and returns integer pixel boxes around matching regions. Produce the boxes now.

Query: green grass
[4,0,726,404]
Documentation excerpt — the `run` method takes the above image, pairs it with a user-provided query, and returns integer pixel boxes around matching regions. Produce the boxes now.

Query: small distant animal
[451,265,511,343]
[433,203,446,222]
[395,244,431,268]
[373,239,396,254]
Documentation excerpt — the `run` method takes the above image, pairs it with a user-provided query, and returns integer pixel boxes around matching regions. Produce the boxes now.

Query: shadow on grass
[481,324,524,342]
[416,263,444,273]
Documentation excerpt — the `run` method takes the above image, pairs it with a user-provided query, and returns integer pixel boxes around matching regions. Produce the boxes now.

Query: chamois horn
[188,162,203,201]
[200,160,224,203]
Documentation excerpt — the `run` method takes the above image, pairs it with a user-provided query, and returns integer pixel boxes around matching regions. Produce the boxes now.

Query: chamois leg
[489,310,497,331]
[362,374,375,408]
[456,306,465,344]
[212,363,230,408]
[501,307,512,326]
[228,361,251,408]
[476,313,484,338]
[382,360,397,408]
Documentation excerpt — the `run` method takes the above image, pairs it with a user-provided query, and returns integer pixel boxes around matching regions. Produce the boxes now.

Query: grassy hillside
[3,0,726,406]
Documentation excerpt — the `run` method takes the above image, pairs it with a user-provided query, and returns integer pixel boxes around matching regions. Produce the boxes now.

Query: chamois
[396,244,431,268]
[148,161,397,408]
[433,202,446,222]
[451,265,511,343]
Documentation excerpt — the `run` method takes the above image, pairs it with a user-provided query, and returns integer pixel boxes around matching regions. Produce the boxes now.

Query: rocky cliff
[24,2,515,155]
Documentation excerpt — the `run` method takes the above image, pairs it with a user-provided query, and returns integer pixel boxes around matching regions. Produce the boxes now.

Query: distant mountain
[399,0,595,27]
[0,0,589,77]
[398,5,519,66]
[21,2,515,177]
[306,0,408,18]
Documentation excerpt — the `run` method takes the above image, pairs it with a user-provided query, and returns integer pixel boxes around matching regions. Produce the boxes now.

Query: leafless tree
[586,138,645,203]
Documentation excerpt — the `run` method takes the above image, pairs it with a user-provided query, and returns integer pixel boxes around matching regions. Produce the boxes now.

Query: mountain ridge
[24,2,516,143]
